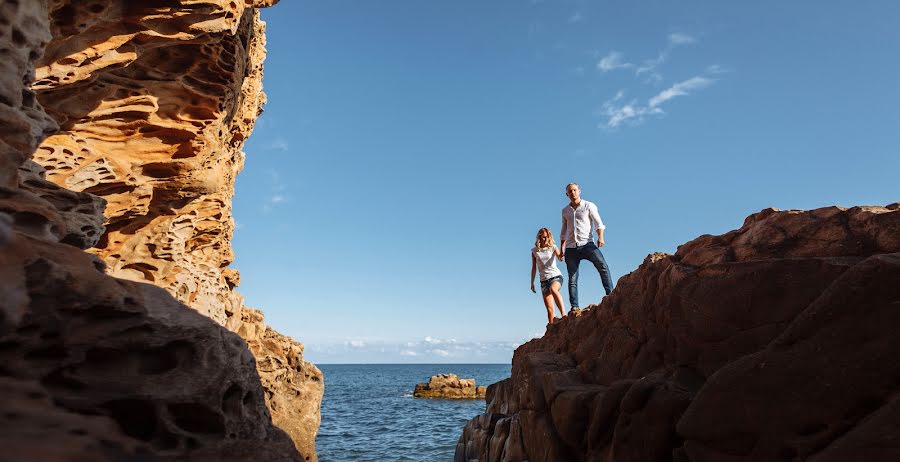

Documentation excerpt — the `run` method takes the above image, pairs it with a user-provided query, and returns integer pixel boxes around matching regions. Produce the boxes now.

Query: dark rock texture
[457,204,900,462]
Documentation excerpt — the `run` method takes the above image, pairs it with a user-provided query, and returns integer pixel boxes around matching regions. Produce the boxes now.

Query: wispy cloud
[600,75,717,129]
[568,12,584,23]
[597,51,633,72]
[601,32,699,83]
[261,170,290,213]
[647,76,714,108]
[594,31,725,129]
[267,137,289,152]
[705,64,731,75]
[668,32,697,45]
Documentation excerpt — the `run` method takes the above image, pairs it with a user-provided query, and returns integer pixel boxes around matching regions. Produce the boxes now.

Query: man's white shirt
[560,200,605,249]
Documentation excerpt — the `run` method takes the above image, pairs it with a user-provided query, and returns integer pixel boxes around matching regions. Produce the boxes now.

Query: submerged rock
[456,204,900,462]
[415,374,488,399]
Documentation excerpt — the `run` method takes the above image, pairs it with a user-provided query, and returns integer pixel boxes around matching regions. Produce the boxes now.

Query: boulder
[415,373,488,399]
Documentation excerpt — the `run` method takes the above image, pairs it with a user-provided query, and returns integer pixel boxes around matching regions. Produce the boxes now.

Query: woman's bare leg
[542,293,555,324]
[550,282,565,318]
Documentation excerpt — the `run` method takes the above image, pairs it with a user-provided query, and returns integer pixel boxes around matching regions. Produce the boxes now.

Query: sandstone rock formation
[1,0,321,460]
[415,373,488,399]
[28,0,323,458]
[33,0,270,326]
[456,204,900,462]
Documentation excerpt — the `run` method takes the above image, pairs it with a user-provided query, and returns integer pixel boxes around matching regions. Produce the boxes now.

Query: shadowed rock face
[456,204,900,462]
[0,1,321,460]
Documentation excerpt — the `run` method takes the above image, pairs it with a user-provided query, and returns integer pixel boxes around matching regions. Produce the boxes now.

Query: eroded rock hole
[167,403,225,435]
[11,28,24,46]
[141,163,180,179]
[41,368,85,391]
[24,345,68,360]
[222,383,243,417]
[138,340,194,375]
[102,399,157,440]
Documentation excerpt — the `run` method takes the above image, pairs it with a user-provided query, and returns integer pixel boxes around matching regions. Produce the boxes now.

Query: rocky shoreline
[456,204,900,462]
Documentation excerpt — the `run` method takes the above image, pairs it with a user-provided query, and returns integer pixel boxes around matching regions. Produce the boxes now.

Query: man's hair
[565,182,579,191]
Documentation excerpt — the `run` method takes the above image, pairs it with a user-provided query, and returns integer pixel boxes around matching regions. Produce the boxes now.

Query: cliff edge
[457,204,899,462]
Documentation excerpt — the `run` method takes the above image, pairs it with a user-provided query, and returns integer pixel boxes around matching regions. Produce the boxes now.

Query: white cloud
[668,33,697,45]
[648,76,714,108]
[347,340,366,348]
[267,137,289,152]
[597,51,633,72]
[430,349,450,357]
[400,350,418,356]
[706,64,730,74]
[261,171,290,213]
[599,75,716,129]
[601,33,699,83]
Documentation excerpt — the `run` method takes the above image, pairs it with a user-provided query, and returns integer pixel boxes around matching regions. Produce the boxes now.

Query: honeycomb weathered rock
[1,1,321,460]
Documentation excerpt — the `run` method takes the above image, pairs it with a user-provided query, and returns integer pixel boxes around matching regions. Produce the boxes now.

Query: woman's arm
[530,252,537,293]
[553,245,563,259]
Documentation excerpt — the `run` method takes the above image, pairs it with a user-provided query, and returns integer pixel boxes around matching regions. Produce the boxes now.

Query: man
[559,183,614,311]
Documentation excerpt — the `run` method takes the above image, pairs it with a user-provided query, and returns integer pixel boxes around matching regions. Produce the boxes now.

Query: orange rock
[1,1,321,460]
[415,373,488,399]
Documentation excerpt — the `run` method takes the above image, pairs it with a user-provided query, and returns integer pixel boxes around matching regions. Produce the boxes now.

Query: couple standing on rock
[530,183,614,324]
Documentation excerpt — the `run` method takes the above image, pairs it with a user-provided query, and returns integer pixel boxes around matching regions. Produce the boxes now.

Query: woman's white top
[532,246,562,281]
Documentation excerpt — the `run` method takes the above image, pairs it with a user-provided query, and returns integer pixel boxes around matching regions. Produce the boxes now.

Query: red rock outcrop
[457,204,900,462]
[0,0,320,460]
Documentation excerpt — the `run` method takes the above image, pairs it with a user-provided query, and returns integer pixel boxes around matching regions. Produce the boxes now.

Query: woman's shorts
[540,275,563,296]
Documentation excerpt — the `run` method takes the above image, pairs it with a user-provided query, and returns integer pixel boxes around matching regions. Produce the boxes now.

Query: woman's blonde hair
[535,227,555,249]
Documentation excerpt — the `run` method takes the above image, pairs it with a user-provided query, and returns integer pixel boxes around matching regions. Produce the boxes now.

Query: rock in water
[415,374,488,399]
[455,204,900,462]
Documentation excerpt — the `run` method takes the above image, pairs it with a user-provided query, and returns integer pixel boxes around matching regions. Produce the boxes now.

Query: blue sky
[232,1,899,363]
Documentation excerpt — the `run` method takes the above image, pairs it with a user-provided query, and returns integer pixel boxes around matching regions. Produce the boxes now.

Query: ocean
[316,364,511,462]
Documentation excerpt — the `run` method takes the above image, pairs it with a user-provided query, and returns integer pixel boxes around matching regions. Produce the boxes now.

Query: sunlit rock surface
[457,204,900,462]
[1,0,321,460]
[415,373,488,399]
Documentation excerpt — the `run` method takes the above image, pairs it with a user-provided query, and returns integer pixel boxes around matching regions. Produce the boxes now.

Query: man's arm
[559,212,568,258]
[590,202,606,247]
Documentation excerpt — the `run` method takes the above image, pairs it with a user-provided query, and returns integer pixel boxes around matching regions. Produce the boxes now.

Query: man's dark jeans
[564,242,613,308]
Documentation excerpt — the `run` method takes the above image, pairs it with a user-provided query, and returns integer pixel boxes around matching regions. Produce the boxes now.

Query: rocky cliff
[457,204,900,462]
[1,1,321,460]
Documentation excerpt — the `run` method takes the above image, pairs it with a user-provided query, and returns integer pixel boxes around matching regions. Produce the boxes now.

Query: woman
[530,227,566,324]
